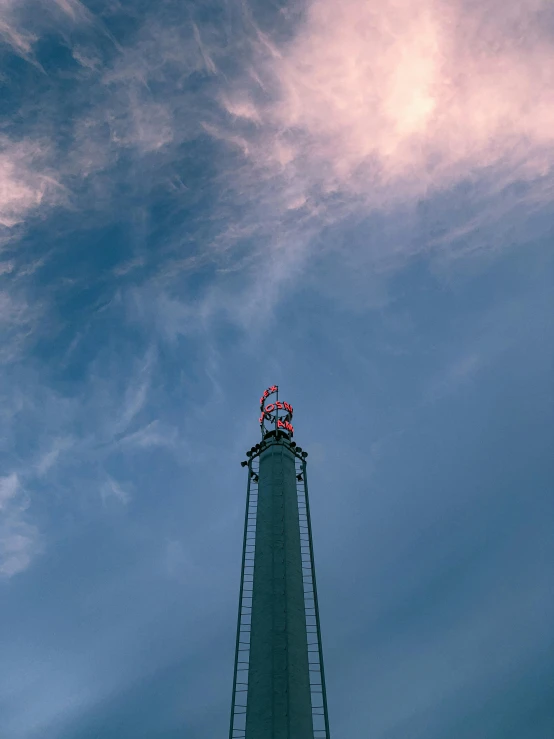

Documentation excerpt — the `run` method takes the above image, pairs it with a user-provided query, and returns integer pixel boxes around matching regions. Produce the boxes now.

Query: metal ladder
[229,456,259,739]
[295,456,331,739]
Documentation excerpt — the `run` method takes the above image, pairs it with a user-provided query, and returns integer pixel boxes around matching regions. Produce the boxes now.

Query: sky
[0,0,553,737]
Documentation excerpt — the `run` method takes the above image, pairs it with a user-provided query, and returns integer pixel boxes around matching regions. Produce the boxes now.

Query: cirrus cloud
[0,138,65,229]
[0,473,40,578]
[221,0,554,205]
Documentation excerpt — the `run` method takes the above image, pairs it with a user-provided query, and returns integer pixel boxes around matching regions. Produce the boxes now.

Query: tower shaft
[246,443,313,737]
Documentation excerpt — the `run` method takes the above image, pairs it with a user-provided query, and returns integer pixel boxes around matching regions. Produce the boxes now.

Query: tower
[229,386,331,739]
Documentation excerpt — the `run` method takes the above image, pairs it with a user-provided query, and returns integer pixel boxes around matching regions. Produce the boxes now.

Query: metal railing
[295,456,331,739]
[229,456,259,739]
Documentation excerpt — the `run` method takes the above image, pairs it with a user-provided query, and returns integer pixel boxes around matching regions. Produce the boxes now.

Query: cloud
[111,348,156,436]
[0,472,18,510]
[101,476,131,505]
[36,437,74,477]
[0,0,229,248]
[103,93,174,154]
[0,260,14,275]
[221,0,553,205]
[1,0,551,279]
[52,0,91,23]
[0,16,36,57]
[0,473,40,577]
[115,379,150,434]
[117,420,179,451]
[146,0,549,330]
[0,288,44,364]
[0,138,65,228]
[192,21,217,75]
[0,0,92,71]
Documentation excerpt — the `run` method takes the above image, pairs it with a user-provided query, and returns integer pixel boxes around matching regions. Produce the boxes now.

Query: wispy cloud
[35,437,74,477]
[117,420,179,451]
[0,287,44,363]
[110,347,156,436]
[2,0,551,279]
[192,21,217,75]
[100,476,131,505]
[168,0,551,326]
[0,17,35,57]
[0,473,40,577]
[221,0,553,203]
[0,137,65,228]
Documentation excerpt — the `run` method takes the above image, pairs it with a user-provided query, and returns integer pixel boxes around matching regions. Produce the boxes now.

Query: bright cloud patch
[222,0,554,202]
[0,138,63,228]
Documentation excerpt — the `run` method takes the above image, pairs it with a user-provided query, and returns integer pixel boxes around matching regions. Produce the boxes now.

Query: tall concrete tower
[229,386,331,739]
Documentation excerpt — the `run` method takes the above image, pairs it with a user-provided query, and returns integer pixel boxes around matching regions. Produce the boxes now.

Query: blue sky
[0,0,553,737]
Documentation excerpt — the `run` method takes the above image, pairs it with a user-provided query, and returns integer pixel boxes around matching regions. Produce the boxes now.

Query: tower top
[258,385,294,439]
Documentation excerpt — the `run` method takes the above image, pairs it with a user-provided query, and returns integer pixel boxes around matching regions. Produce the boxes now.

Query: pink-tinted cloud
[221,0,554,204]
[0,138,65,228]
